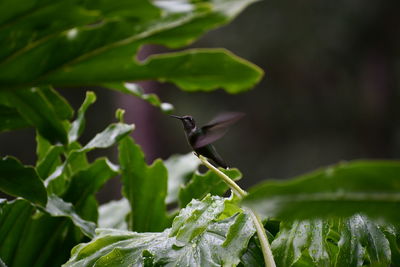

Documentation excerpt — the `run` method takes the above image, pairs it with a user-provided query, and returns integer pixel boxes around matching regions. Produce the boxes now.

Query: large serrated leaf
[243,160,400,223]
[0,0,159,62]
[336,215,391,267]
[179,168,242,208]
[119,137,168,232]
[381,224,400,265]
[271,219,332,267]
[0,156,47,206]
[64,195,256,267]
[0,0,262,93]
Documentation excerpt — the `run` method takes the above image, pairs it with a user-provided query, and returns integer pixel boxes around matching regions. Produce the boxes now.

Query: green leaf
[271,219,332,267]
[0,198,92,267]
[44,194,96,238]
[0,87,71,144]
[45,122,132,195]
[82,122,134,151]
[0,199,35,265]
[0,104,29,131]
[43,142,89,194]
[0,156,47,206]
[219,195,244,220]
[179,168,242,208]
[36,131,53,162]
[0,0,262,93]
[106,82,174,113]
[36,145,64,179]
[0,0,159,62]
[164,153,200,205]
[171,194,226,242]
[39,86,74,120]
[239,236,265,267]
[68,91,96,143]
[61,158,119,219]
[98,198,130,230]
[381,224,400,265]
[64,195,256,267]
[119,137,168,232]
[243,160,400,223]
[131,49,263,93]
[336,215,391,267]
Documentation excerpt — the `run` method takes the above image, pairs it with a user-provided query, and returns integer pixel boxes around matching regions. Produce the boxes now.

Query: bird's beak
[169,115,183,120]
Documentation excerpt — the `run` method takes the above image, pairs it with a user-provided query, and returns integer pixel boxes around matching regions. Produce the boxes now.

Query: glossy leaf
[118,137,168,232]
[44,142,90,195]
[45,122,132,195]
[164,153,200,205]
[0,199,35,266]
[98,198,130,230]
[271,219,332,267]
[44,194,96,238]
[239,236,265,267]
[106,82,174,113]
[0,87,72,144]
[0,199,84,266]
[64,195,256,266]
[243,160,400,223]
[381,224,400,265]
[0,0,262,93]
[171,194,226,242]
[141,49,263,93]
[336,214,391,267]
[179,168,242,207]
[82,122,134,151]
[61,158,119,220]
[36,145,63,179]
[68,91,96,143]
[0,0,159,61]
[0,156,47,206]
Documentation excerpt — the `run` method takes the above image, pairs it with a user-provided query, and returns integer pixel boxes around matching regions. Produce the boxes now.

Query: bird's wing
[192,112,245,149]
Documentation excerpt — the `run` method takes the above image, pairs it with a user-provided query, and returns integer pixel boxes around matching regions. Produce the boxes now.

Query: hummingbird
[170,112,244,168]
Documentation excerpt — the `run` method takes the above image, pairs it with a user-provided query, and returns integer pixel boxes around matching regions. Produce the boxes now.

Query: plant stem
[198,155,247,198]
[247,208,276,267]
[197,155,276,267]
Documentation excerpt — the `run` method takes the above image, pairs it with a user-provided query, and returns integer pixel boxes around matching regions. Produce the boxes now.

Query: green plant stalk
[198,155,276,267]
[198,155,247,197]
[246,208,276,267]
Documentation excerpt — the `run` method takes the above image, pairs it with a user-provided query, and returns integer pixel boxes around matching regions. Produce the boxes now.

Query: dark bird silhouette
[170,112,244,168]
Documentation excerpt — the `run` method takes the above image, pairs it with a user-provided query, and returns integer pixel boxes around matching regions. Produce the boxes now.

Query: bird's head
[170,115,196,132]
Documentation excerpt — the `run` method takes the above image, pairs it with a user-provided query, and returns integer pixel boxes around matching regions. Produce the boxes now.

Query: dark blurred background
[2,0,400,198]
